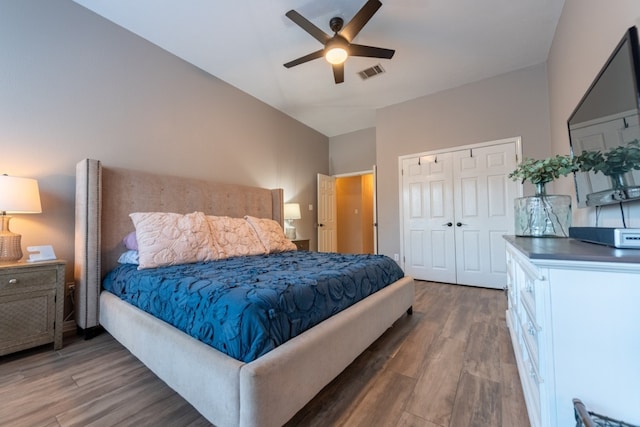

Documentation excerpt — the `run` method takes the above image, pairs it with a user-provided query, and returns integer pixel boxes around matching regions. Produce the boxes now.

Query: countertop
[504,235,640,264]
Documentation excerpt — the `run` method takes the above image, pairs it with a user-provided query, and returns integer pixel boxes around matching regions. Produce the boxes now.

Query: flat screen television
[568,26,640,208]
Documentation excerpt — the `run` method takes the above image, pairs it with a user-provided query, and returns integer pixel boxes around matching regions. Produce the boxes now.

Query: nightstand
[292,239,310,251]
[0,260,65,356]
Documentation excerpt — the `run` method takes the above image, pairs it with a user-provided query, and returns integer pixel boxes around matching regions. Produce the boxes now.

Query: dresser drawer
[0,268,57,293]
[521,316,540,369]
[506,261,516,300]
[516,323,542,427]
[520,274,536,317]
[524,357,542,426]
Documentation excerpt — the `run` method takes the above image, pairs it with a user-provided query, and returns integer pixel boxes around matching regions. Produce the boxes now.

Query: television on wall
[568,26,640,208]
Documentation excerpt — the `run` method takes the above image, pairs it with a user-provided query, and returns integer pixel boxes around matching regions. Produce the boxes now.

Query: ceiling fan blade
[349,43,395,59]
[286,10,331,45]
[284,49,325,68]
[333,63,344,84]
[340,0,382,42]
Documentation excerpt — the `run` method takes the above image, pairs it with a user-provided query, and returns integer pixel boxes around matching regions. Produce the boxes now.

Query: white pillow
[117,250,139,265]
[207,215,267,259]
[244,216,297,253]
[129,211,216,269]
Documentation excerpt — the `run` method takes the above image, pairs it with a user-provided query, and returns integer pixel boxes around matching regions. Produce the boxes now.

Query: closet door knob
[442,222,453,227]
[456,222,467,227]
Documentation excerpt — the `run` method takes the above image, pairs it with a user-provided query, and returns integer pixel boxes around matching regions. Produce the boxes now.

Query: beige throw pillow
[130,211,216,269]
[244,216,297,253]
[207,215,267,259]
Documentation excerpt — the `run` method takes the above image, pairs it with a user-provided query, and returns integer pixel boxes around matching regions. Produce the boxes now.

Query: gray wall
[375,63,551,257]
[0,0,328,289]
[548,0,640,227]
[9,0,640,302]
[329,128,376,175]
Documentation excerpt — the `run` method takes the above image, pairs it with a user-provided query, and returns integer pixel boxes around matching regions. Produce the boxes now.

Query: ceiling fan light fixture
[325,46,348,65]
[284,0,395,83]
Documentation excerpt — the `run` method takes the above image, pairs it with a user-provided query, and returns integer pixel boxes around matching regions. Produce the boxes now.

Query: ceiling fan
[283,0,395,84]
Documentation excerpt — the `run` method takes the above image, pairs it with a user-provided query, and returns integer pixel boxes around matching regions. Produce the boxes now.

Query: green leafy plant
[508,154,577,185]
[575,139,640,177]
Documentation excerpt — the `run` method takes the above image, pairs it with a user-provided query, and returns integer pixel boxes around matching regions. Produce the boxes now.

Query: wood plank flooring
[0,281,529,426]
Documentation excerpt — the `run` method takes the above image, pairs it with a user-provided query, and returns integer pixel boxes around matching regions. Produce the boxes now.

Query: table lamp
[0,175,42,262]
[283,203,301,240]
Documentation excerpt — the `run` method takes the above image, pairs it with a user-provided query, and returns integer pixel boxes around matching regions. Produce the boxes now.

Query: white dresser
[504,236,640,427]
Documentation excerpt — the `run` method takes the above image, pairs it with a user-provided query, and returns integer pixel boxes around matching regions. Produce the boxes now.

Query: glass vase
[609,173,628,190]
[514,183,572,237]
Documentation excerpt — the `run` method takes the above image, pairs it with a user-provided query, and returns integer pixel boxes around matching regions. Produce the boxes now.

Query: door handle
[442,222,453,227]
[317,223,324,227]
[456,222,466,227]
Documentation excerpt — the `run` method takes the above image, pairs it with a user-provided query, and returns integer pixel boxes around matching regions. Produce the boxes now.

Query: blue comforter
[102,251,404,362]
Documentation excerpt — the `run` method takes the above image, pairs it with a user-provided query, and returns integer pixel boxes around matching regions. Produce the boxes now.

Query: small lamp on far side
[0,175,42,262]
[283,203,301,240]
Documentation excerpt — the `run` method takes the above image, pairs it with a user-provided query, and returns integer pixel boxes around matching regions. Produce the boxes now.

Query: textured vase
[514,183,572,237]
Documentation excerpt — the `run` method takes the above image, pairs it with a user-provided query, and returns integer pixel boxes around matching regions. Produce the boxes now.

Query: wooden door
[317,173,337,252]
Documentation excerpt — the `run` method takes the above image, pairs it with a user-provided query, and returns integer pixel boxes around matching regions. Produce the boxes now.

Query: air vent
[358,64,385,80]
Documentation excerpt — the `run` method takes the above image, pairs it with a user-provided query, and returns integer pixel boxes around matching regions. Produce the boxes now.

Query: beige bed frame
[74,159,415,427]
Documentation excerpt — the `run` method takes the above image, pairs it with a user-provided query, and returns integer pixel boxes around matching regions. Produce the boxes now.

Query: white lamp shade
[284,203,301,220]
[0,176,42,213]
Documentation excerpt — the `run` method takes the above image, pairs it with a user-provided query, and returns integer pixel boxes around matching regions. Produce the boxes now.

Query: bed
[74,158,415,427]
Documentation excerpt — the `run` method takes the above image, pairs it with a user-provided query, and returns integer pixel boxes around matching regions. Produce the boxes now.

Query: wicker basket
[574,399,639,427]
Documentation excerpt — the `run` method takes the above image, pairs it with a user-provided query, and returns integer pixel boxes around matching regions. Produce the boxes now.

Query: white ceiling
[72,0,565,137]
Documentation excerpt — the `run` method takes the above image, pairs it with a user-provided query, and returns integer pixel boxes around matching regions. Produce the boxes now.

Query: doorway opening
[335,173,375,254]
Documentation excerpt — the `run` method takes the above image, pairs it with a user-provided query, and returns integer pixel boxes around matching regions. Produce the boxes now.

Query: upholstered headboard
[74,159,284,334]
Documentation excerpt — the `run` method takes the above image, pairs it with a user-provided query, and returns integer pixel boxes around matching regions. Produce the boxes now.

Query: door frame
[324,167,378,254]
[398,137,523,272]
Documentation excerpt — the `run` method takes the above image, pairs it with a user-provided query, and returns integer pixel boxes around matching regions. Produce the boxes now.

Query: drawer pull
[8,278,17,284]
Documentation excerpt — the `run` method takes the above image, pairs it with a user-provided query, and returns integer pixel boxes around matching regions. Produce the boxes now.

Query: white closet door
[401,139,518,289]
[452,144,518,288]
[402,153,456,283]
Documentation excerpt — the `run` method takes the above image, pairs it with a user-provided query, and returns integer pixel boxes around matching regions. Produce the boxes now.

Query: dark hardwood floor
[0,281,529,427]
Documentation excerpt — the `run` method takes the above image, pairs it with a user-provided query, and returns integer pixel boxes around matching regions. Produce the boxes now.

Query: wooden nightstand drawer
[292,239,310,251]
[0,268,57,293]
[0,260,65,356]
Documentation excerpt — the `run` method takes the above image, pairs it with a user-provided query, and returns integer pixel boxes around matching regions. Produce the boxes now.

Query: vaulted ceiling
[72,0,565,137]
